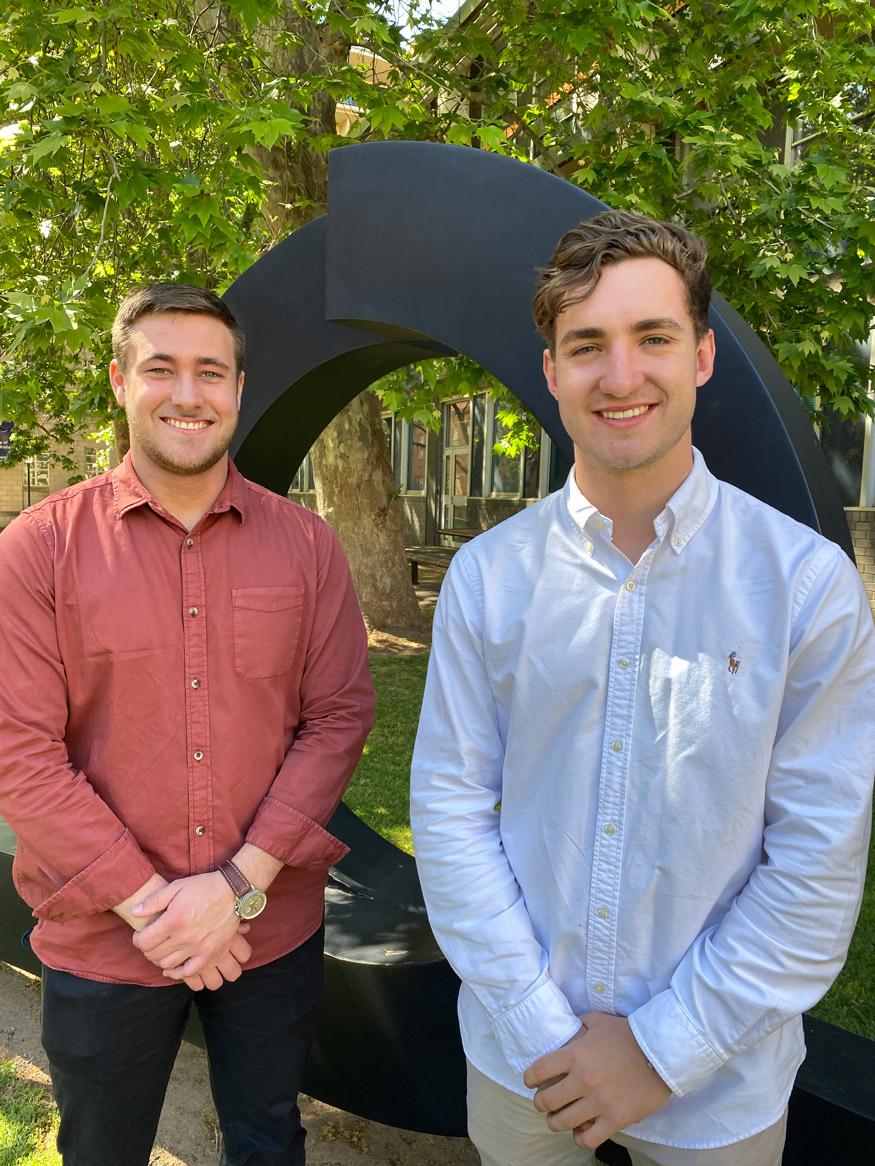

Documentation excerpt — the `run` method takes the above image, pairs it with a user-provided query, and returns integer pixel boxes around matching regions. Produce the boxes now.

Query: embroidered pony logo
[728,651,740,675]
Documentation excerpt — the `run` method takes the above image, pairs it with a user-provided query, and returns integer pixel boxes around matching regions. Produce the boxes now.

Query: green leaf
[55,7,96,24]
[445,124,473,146]
[27,133,68,163]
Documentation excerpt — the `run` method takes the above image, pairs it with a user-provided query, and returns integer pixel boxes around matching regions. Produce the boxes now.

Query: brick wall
[0,461,25,530]
[845,508,875,613]
[0,435,113,532]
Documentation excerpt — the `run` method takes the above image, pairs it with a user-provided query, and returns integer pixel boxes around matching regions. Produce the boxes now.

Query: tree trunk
[243,2,425,634]
[311,390,426,637]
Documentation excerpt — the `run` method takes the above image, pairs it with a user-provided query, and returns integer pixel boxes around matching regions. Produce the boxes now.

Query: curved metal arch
[229,141,850,554]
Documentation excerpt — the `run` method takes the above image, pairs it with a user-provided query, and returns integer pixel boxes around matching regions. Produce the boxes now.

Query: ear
[236,370,244,411]
[543,348,559,400]
[109,359,126,407]
[695,329,716,388]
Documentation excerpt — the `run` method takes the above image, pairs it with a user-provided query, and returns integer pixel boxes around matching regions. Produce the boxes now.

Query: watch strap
[218,858,253,899]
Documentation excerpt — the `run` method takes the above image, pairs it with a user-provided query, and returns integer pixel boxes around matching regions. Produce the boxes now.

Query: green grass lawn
[349,651,875,1041]
[344,653,429,854]
[0,1062,58,1165]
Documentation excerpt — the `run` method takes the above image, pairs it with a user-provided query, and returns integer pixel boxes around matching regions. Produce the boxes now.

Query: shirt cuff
[628,989,725,1097]
[246,796,350,870]
[26,830,156,922]
[489,977,582,1075]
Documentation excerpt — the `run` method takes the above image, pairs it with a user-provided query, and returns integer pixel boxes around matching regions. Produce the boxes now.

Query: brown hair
[111,283,245,375]
[532,211,712,349]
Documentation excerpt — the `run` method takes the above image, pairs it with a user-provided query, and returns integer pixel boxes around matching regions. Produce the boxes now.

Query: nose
[600,344,646,396]
[170,369,201,411]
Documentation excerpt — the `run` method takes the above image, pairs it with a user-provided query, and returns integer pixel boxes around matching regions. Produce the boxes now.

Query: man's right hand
[113,873,252,990]
[130,871,251,986]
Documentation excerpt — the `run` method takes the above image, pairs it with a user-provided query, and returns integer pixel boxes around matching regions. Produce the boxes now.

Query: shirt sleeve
[630,543,875,1096]
[410,552,582,1078]
[245,518,375,869]
[0,514,157,921]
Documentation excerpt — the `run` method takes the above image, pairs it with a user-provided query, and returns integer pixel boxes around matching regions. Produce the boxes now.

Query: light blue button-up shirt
[411,451,875,1148]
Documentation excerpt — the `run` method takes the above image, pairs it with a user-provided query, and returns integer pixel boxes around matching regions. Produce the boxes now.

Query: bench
[405,545,457,584]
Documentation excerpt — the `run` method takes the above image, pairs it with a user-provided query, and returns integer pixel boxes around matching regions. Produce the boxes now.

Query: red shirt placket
[181,531,213,873]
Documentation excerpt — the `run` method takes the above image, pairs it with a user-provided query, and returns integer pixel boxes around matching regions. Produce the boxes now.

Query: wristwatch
[218,859,268,920]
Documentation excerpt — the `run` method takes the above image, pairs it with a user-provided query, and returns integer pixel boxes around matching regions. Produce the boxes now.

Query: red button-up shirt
[0,456,374,985]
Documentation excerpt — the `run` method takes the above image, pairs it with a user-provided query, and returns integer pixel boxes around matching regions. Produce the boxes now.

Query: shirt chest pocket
[232,586,306,679]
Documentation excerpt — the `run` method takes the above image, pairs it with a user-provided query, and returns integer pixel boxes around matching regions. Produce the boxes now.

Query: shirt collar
[111,453,247,525]
[656,448,718,553]
[563,447,718,554]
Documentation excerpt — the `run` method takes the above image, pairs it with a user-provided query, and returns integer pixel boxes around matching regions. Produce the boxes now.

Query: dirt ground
[0,962,477,1166]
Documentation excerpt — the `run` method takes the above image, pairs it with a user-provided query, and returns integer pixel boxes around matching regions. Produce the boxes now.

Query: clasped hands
[119,871,251,992]
[524,1012,671,1150]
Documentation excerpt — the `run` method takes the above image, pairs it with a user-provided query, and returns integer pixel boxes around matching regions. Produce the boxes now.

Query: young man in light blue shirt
[411,212,875,1166]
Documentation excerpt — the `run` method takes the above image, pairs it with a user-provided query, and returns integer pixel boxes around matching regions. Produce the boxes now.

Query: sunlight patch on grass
[343,654,428,855]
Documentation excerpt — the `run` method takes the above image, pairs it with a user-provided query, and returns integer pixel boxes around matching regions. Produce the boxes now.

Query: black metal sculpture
[0,142,870,1160]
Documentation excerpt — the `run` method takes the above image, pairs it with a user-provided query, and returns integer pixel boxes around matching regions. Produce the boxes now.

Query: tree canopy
[1,0,872,468]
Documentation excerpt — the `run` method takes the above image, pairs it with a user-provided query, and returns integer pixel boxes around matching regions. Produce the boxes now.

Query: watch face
[238,889,267,919]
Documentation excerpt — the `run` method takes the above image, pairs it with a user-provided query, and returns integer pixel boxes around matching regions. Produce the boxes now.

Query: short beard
[126,412,237,477]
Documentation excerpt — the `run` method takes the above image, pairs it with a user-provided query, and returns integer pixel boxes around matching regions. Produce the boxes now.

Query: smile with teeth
[162,417,213,431]
[599,405,652,420]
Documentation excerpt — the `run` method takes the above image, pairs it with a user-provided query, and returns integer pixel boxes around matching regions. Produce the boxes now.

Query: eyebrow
[139,352,231,371]
[558,317,685,349]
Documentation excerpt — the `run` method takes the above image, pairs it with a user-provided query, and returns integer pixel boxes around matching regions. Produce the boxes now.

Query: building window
[291,454,314,493]
[84,447,101,478]
[382,413,431,493]
[523,442,541,499]
[407,421,427,491]
[490,414,522,495]
[471,397,486,497]
[382,414,405,486]
[445,400,471,448]
[26,455,50,489]
[393,417,403,486]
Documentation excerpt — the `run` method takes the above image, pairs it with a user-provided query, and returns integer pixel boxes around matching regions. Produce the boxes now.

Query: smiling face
[109,311,244,483]
[543,256,715,499]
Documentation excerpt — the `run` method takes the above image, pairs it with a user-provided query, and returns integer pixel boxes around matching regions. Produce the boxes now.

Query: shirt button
[602,823,616,836]
[672,536,684,548]
[186,538,194,548]
[585,541,593,554]
[188,606,199,617]
[625,581,636,592]
[193,750,204,761]
[611,739,623,752]
[593,982,606,994]
[194,825,205,836]
[596,906,609,919]
[191,678,201,689]
[618,658,630,669]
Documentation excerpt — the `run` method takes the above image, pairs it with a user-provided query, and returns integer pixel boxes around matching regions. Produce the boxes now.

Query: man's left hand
[131,872,246,978]
[523,1012,671,1149]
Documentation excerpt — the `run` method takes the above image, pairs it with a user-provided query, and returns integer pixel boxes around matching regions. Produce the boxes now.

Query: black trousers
[40,926,324,1166]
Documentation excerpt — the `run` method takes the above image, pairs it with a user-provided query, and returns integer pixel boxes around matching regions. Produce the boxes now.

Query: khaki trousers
[466,1061,787,1166]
